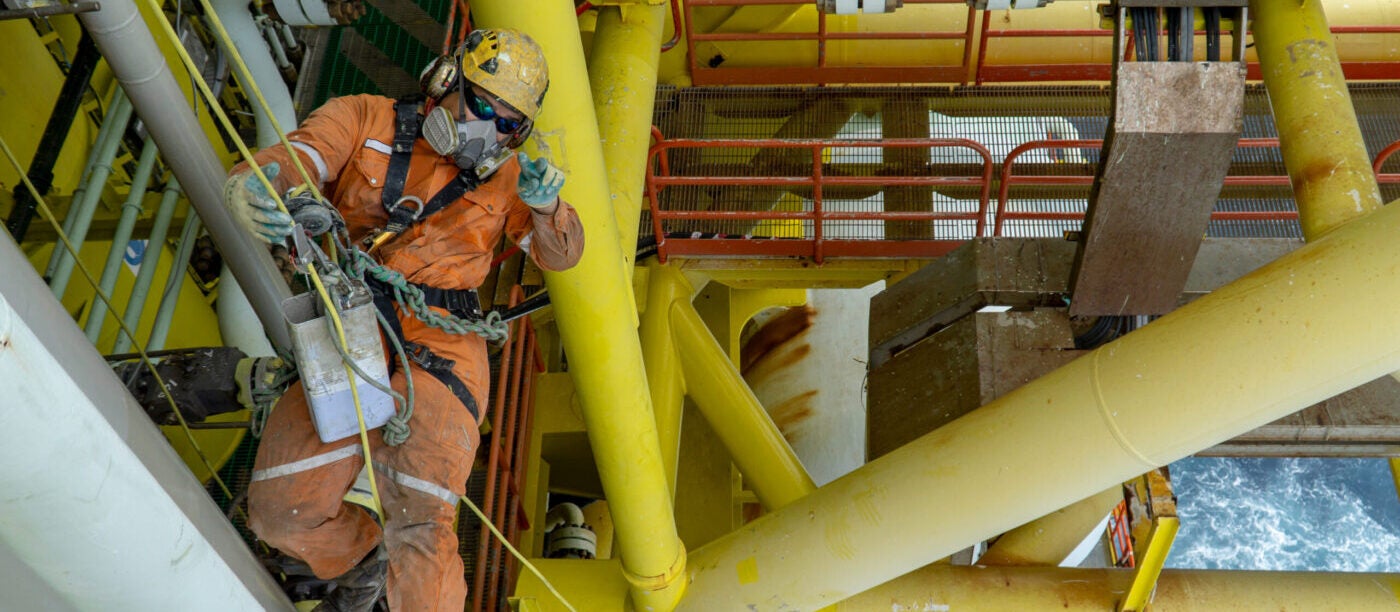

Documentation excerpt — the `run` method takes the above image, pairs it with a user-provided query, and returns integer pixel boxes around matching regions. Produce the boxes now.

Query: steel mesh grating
[648,83,1400,246]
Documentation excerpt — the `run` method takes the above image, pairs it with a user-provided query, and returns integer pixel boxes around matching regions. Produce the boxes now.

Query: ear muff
[419,52,459,100]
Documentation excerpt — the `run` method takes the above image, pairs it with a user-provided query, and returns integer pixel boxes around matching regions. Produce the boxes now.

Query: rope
[374,305,415,446]
[346,249,510,344]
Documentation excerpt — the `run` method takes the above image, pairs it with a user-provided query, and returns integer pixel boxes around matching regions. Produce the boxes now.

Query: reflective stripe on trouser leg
[247,378,380,580]
[249,357,481,609]
[369,364,480,612]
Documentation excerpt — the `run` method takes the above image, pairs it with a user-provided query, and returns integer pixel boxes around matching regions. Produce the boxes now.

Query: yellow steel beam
[588,3,665,270]
[640,259,690,495]
[1251,0,1383,240]
[668,270,816,511]
[677,195,1400,610]
[512,557,1400,611]
[979,487,1123,567]
[1118,517,1179,612]
[675,257,935,290]
[831,564,1400,610]
[472,1,685,609]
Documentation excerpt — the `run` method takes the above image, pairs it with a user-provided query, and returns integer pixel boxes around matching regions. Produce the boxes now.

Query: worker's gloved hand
[223,162,294,244]
[516,152,565,209]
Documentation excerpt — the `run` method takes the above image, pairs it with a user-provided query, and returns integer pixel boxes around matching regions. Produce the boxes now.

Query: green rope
[374,305,415,446]
[346,248,510,344]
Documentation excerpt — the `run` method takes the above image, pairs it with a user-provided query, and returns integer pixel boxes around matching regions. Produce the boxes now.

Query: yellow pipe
[665,265,816,511]
[471,2,685,610]
[978,487,1122,567]
[588,4,665,268]
[677,197,1400,610]
[831,564,1400,610]
[1251,0,1383,239]
[640,260,690,495]
[1119,517,1179,612]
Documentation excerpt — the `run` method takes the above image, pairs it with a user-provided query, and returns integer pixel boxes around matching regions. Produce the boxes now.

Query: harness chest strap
[367,100,480,252]
[359,99,487,421]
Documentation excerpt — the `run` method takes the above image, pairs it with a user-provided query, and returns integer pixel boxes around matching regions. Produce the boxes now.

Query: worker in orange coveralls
[224,28,583,611]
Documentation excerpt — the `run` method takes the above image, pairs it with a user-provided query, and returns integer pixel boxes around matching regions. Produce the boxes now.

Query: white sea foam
[1165,457,1400,572]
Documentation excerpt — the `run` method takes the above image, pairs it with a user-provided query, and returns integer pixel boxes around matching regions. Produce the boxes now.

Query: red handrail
[1374,140,1400,183]
[992,138,1299,236]
[645,137,995,263]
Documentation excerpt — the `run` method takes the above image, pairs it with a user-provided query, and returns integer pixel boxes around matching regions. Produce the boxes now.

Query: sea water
[1166,457,1400,572]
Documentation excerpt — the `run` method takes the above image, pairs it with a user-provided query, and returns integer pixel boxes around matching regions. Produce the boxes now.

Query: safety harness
[361,98,488,421]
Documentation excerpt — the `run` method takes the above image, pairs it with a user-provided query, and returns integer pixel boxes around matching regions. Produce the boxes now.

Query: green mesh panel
[315,0,456,105]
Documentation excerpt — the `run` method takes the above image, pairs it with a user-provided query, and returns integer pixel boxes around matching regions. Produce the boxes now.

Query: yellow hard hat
[458,29,549,121]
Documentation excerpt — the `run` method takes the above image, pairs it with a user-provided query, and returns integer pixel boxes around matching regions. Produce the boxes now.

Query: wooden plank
[1070,62,1246,316]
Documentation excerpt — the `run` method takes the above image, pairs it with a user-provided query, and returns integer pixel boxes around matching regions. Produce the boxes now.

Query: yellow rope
[135,2,570,605]
[0,134,246,520]
[188,0,325,202]
[306,266,385,519]
[136,0,387,513]
[459,494,579,612]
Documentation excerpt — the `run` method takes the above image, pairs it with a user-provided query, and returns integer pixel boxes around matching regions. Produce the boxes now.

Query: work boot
[311,545,388,612]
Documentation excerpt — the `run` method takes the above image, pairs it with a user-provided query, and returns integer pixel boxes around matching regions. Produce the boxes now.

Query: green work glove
[223,162,294,244]
[516,152,565,209]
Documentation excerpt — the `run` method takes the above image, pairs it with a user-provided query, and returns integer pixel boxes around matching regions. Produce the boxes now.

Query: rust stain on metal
[740,304,816,375]
[770,390,818,442]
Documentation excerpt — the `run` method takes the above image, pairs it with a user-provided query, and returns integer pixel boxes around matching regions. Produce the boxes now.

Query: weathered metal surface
[867,310,1084,460]
[869,234,1400,461]
[1203,375,1400,457]
[1070,61,1246,316]
[869,238,1077,369]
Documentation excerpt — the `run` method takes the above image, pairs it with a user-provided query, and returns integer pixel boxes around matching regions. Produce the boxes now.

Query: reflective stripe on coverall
[244,94,583,610]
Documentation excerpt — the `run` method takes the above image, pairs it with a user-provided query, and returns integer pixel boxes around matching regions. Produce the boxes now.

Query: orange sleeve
[231,95,373,192]
[504,195,585,272]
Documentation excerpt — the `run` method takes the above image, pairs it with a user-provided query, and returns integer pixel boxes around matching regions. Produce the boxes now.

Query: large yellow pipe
[977,487,1122,567]
[471,2,685,610]
[588,4,665,268]
[666,266,816,511]
[1251,0,1384,239]
[831,564,1400,610]
[677,196,1400,610]
[640,260,689,495]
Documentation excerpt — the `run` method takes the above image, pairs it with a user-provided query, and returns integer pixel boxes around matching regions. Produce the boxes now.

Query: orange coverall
[244,94,583,610]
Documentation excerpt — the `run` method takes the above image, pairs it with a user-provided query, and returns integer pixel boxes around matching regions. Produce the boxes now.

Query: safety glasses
[465,87,526,135]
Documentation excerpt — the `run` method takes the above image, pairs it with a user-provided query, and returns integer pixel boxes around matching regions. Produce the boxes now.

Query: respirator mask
[422,81,529,179]
[422,106,513,179]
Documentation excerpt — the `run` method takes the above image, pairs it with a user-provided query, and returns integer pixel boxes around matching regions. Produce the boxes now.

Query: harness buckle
[386,195,425,221]
[403,341,456,373]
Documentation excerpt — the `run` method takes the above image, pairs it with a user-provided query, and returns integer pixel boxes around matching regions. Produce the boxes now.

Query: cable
[188,0,324,199]
[458,493,578,612]
[1204,8,1221,62]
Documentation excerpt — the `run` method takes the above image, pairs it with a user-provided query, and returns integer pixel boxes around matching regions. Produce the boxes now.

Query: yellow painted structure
[677,193,1400,610]
[588,4,666,267]
[664,267,815,511]
[473,0,685,608]
[7,0,1400,608]
[979,487,1122,567]
[661,0,1400,85]
[1251,0,1383,240]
